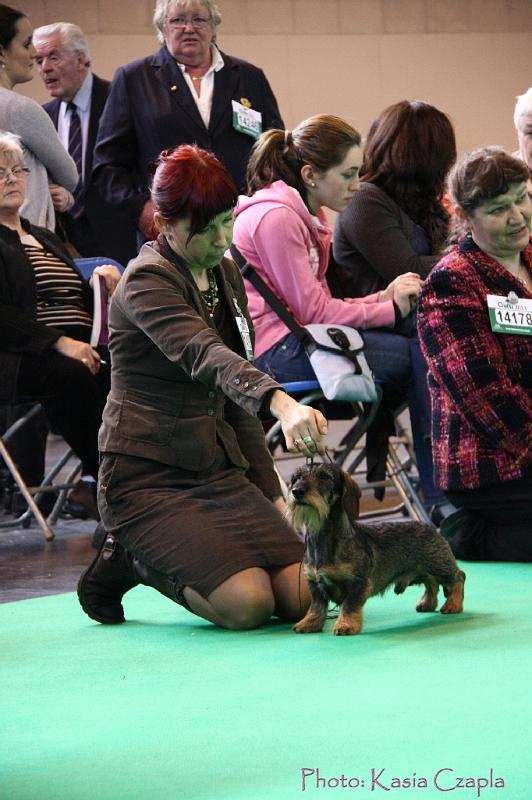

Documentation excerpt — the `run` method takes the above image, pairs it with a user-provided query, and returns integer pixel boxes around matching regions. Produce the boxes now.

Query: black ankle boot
[77,534,139,624]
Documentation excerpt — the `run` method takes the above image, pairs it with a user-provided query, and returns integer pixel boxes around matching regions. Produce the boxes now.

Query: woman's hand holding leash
[269,389,328,456]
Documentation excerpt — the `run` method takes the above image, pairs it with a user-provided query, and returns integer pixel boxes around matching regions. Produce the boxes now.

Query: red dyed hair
[150,144,238,241]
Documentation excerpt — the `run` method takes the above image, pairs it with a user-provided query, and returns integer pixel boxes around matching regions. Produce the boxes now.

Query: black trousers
[445,472,532,562]
[14,349,109,480]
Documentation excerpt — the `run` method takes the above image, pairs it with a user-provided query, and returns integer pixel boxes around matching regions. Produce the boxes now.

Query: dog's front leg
[333,587,366,636]
[293,579,328,633]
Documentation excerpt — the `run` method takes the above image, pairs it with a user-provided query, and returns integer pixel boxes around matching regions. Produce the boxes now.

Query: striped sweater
[417,234,532,491]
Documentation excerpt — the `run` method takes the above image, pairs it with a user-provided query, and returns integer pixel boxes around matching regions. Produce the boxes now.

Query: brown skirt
[98,448,304,597]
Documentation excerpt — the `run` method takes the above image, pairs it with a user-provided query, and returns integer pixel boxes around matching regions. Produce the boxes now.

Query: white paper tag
[233,298,254,360]
[232,100,262,140]
[487,293,532,336]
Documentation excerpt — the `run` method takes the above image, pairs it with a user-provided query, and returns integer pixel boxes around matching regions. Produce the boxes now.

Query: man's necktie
[67,101,84,218]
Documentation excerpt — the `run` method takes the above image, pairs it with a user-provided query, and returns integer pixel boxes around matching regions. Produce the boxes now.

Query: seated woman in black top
[333,100,457,521]
[0,132,121,518]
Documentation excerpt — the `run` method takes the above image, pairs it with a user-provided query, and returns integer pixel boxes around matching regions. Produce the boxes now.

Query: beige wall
[13,0,532,157]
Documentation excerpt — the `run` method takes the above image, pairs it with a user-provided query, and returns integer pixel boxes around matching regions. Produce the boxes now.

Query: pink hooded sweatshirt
[232,180,396,358]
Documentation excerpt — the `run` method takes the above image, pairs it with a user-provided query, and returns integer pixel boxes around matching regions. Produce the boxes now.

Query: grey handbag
[303,323,377,402]
[230,245,377,403]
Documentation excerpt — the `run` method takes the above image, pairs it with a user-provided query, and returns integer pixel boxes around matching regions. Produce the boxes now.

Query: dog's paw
[333,620,361,636]
[440,599,463,614]
[416,597,438,612]
[293,619,324,634]
[440,580,464,614]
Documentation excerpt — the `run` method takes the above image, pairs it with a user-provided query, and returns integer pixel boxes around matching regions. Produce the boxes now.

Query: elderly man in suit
[33,22,136,265]
[92,0,284,244]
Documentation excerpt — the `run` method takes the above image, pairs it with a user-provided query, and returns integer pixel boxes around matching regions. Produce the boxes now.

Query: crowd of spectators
[0,0,530,633]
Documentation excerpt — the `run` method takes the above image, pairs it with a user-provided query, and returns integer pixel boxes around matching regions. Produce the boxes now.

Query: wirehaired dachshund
[286,463,465,636]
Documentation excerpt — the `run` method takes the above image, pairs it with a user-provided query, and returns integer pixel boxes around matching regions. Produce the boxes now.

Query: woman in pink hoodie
[232,114,448,520]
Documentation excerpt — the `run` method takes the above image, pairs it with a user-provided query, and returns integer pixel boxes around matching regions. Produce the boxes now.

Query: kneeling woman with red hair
[78,144,327,630]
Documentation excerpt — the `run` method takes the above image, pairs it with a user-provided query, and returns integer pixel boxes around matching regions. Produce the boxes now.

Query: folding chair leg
[0,439,55,541]
[47,458,81,525]
[385,444,431,524]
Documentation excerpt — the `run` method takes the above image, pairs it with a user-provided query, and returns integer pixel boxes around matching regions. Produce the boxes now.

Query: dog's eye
[290,468,304,484]
[315,468,332,482]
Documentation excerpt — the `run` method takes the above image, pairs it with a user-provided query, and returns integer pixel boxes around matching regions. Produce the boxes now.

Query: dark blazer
[93,47,284,223]
[0,220,92,403]
[99,241,282,499]
[43,73,137,265]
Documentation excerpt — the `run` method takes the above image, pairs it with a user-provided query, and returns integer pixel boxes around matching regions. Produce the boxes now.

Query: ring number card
[487,294,532,336]
[232,100,262,140]
[233,297,254,361]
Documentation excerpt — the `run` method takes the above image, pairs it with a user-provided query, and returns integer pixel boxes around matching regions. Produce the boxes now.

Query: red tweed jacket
[418,235,532,491]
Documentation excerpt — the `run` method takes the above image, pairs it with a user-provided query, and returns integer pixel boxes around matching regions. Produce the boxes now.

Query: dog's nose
[291,485,306,500]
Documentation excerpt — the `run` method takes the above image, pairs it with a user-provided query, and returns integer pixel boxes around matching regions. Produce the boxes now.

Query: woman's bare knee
[269,562,311,621]
[208,568,276,630]
[220,597,274,630]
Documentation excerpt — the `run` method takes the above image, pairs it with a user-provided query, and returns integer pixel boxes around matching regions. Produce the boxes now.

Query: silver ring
[294,439,302,448]
[303,436,313,445]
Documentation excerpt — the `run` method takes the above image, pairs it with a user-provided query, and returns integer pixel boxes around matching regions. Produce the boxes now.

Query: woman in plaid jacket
[418,147,532,561]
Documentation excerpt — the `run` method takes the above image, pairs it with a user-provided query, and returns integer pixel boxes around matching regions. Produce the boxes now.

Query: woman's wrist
[392,301,403,326]
[269,389,292,419]
[53,335,68,350]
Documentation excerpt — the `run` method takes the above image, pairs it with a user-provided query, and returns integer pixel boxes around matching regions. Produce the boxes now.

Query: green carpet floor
[1,561,531,800]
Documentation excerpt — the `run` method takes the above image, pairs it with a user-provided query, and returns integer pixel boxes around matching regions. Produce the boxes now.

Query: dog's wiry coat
[286,464,466,636]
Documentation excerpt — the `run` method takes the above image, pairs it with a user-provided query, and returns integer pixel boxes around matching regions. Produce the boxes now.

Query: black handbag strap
[230,244,308,344]
[230,244,362,367]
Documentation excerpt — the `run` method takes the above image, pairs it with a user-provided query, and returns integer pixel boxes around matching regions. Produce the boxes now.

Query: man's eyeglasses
[167,15,211,30]
[0,166,30,182]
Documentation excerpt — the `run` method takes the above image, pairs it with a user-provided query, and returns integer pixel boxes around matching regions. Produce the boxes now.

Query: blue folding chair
[0,399,81,540]
[74,256,125,279]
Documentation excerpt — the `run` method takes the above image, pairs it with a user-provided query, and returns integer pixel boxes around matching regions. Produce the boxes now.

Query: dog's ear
[340,471,361,519]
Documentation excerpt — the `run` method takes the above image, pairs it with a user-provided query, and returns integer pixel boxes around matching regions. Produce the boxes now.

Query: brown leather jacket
[99,240,283,499]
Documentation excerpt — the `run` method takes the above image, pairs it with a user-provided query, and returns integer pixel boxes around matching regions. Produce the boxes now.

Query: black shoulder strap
[230,243,307,343]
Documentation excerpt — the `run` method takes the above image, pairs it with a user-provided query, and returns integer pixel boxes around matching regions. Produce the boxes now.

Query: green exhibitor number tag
[232,100,262,140]
[487,294,532,336]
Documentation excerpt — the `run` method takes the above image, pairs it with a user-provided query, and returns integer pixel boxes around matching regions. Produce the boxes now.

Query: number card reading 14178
[487,294,532,336]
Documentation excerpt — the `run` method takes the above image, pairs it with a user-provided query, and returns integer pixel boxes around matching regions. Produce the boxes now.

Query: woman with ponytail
[232,114,449,520]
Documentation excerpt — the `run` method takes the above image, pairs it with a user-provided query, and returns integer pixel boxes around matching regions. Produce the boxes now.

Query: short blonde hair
[0,131,24,163]
[514,88,532,130]
[153,0,221,44]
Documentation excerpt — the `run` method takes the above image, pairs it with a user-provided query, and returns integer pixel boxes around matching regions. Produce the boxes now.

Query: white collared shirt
[177,45,224,128]
[57,72,93,181]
